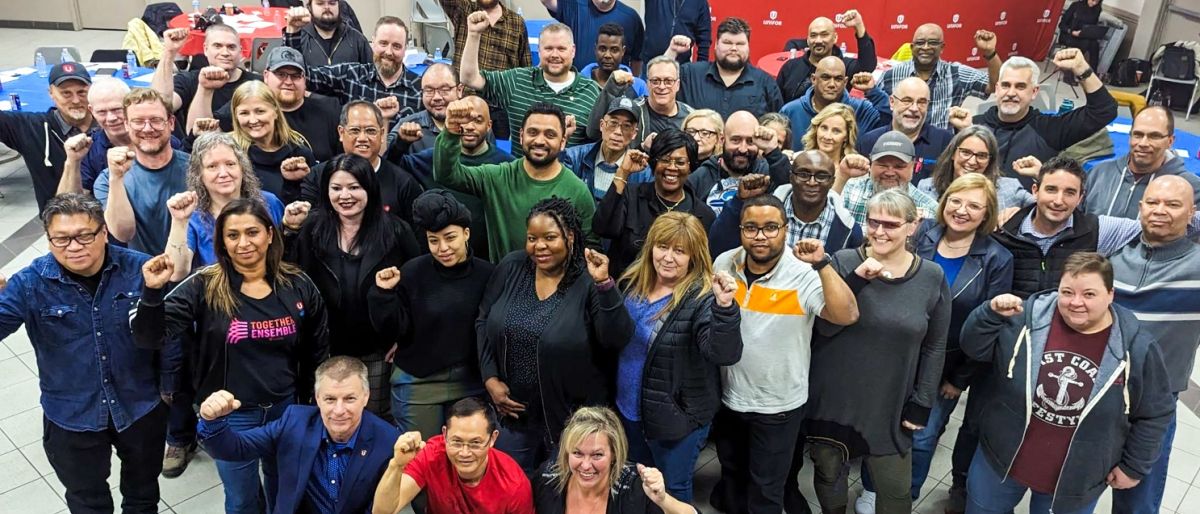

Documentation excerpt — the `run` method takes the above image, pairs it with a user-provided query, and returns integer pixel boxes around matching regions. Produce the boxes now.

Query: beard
[135,137,169,157]
[375,54,400,77]
[478,0,499,7]
[525,144,560,167]
[716,54,745,72]
[721,146,757,174]
[313,12,340,31]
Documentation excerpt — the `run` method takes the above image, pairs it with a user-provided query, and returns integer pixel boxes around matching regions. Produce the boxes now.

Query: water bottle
[789,48,797,60]
[517,6,524,17]
[126,50,138,70]
[192,0,201,13]
[1149,89,1165,107]
[60,48,73,64]
[840,42,847,54]
[434,46,443,61]
[35,52,48,78]
[1058,99,1074,115]
[262,0,270,8]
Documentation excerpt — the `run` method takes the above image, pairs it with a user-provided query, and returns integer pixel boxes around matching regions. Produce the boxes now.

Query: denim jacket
[0,245,180,432]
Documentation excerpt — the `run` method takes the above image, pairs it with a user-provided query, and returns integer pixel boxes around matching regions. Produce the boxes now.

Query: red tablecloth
[757,50,862,78]
[168,6,287,58]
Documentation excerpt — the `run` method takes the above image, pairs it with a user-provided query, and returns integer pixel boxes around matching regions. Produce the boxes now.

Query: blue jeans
[620,415,711,503]
[966,447,1099,514]
[209,399,291,514]
[1112,408,1177,514]
[494,422,553,476]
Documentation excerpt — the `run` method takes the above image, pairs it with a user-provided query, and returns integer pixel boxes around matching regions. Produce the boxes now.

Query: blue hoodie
[779,87,888,150]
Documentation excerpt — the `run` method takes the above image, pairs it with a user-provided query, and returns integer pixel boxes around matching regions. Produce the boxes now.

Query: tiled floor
[1,26,1200,514]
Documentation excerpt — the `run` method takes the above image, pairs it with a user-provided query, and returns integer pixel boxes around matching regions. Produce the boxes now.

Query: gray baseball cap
[265,47,304,72]
[604,97,639,123]
[870,130,915,163]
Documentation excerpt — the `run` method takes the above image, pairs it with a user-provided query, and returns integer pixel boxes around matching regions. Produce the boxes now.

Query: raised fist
[199,390,242,421]
[850,72,875,92]
[611,70,633,86]
[793,238,827,265]
[838,153,871,179]
[855,256,885,280]
[286,6,312,32]
[445,99,472,135]
[374,96,400,120]
[466,11,491,34]
[280,156,311,181]
[667,35,693,57]
[737,173,771,199]
[1052,48,1090,75]
[974,30,998,55]
[990,293,1024,317]
[64,133,92,162]
[375,266,402,290]
[283,201,311,230]
[142,253,175,289]
[163,28,189,56]
[640,132,658,152]
[712,271,737,308]
[193,117,220,134]
[752,125,779,154]
[107,146,137,179]
[167,191,199,222]
[392,431,425,467]
[584,248,610,284]
[1011,155,1042,178]
[564,114,577,141]
[198,66,230,90]
[619,149,649,177]
[638,463,669,505]
[947,106,973,131]
[396,121,423,142]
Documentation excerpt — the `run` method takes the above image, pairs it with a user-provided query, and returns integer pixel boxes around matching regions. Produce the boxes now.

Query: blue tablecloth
[1,64,155,114]
[1086,116,1200,174]
[527,19,553,66]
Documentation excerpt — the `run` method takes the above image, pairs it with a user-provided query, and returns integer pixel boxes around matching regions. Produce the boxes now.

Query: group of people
[0,1,1196,514]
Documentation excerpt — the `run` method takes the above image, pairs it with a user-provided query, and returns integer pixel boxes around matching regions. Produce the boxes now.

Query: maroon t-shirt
[1009,311,1111,493]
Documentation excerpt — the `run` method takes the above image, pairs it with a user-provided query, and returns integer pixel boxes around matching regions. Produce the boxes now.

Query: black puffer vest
[993,204,1099,298]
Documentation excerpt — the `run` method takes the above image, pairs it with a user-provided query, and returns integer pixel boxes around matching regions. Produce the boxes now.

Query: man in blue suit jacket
[198,356,401,514]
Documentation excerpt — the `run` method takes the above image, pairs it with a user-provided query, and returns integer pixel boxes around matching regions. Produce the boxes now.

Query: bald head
[812,56,848,103]
[891,77,931,133]
[807,17,838,60]
[88,78,131,141]
[1129,106,1176,173]
[793,149,833,170]
[726,111,758,137]
[1140,175,1196,244]
[790,150,836,208]
[912,23,945,67]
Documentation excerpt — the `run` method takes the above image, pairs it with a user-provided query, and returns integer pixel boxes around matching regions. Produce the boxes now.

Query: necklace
[657,192,685,212]
[942,238,974,250]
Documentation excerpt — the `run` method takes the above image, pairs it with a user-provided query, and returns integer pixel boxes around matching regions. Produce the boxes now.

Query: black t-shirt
[63,250,109,297]
[172,69,262,140]
[215,93,342,162]
[226,291,300,403]
[744,267,765,286]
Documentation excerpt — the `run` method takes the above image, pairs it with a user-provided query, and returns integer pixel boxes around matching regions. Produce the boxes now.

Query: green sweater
[434,131,596,262]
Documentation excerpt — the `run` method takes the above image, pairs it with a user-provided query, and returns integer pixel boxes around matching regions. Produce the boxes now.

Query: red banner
[706,1,1064,65]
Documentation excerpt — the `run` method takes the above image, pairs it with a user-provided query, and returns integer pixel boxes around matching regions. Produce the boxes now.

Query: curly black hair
[527,196,586,289]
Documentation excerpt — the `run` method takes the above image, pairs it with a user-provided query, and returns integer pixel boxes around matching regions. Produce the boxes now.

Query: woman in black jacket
[368,190,495,435]
[231,81,316,204]
[615,211,741,502]
[134,198,329,514]
[477,197,635,473]
[1059,0,1104,67]
[595,129,716,275]
[282,154,421,417]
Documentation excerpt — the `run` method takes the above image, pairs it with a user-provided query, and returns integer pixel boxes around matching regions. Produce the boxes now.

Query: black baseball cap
[49,62,92,87]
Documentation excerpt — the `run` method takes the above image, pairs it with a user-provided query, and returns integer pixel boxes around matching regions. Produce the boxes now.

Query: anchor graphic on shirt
[1036,366,1086,411]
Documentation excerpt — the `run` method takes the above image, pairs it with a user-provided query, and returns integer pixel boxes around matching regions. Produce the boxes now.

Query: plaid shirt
[880,60,989,130]
[1017,210,1145,256]
[441,0,532,72]
[305,62,422,117]
[841,176,939,225]
[784,191,836,247]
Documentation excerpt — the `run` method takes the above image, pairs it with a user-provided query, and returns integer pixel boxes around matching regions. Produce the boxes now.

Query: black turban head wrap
[411,189,472,233]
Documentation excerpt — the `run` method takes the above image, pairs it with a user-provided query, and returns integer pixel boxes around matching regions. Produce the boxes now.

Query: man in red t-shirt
[372,397,534,514]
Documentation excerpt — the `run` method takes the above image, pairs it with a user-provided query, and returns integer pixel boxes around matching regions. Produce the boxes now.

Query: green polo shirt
[481,67,601,156]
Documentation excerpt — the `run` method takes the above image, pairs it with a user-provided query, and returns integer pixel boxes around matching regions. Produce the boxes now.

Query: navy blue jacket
[642,0,712,63]
[857,123,954,185]
[200,405,400,514]
[0,245,180,432]
[913,220,1013,389]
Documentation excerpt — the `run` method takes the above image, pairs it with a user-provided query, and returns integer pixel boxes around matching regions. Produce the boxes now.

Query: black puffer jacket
[636,287,742,441]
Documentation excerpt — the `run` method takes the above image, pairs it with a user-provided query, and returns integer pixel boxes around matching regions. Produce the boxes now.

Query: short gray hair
[313,355,370,393]
[645,55,680,77]
[866,188,918,223]
[41,193,104,231]
[999,56,1040,85]
[88,77,131,101]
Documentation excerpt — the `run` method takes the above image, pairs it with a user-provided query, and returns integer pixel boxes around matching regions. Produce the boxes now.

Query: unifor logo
[1043,9,1051,18]
[1000,11,1007,20]
[972,47,979,56]
[835,13,844,23]
[1011,42,1018,50]
[952,14,960,23]
[897,14,905,24]
[770,10,777,20]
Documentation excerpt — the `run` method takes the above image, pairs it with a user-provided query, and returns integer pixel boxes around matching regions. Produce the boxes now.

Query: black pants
[44,403,169,514]
[712,404,806,514]
[1059,33,1100,68]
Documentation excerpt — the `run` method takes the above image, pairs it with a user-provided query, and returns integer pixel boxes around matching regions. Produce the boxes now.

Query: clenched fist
[280,156,310,181]
[199,390,242,421]
[285,6,312,32]
[667,35,693,57]
[752,125,779,154]
[163,28,189,56]
[584,248,610,284]
[712,271,737,308]
[142,253,175,289]
[611,70,633,86]
[974,30,998,55]
[283,201,311,230]
[198,66,230,90]
[1011,155,1042,178]
[375,266,402,290]
[107,146,137,179]
[838,154,871,179]
[167,191,199,222]
[793,238,827,265]
[737,173,771,199]
[375,95,400,120]
[855,256,885,280]
[947,106,973,131]
[1052,48,1090,75]
[618,149,649,177]
[391,431,425,468]
[64,133,92,162]
[445,99,473,135]
[850,72,875,92]
[192,117,220,134]
[466,11,492,34]
[990,293,1024,317]
[396,121,423,142]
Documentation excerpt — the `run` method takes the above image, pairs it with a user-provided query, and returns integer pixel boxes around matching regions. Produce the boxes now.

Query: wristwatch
[811,255,832,271]
[1076,68,1095,81]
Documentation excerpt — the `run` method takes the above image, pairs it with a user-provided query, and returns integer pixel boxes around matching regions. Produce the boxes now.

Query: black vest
[994,205,1100,298]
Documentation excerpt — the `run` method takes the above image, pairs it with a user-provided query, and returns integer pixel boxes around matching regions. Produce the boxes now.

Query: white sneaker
[854,490,876,514]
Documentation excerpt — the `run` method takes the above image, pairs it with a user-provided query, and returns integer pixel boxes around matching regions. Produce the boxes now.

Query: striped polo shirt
[481,67,600,156]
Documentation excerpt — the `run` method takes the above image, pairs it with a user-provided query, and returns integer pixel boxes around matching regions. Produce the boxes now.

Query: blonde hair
[683,108,725,156]
[801,103,859,162]
[229,81,310,151]
[552,406,628,495]
[619,212,714,319]
[937,173,999,235]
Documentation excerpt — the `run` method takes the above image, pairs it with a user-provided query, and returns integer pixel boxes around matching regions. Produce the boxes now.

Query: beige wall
[0,0,80,26]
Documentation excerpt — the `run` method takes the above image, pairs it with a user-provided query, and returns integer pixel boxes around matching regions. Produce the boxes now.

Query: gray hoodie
[1083,154,1200,219]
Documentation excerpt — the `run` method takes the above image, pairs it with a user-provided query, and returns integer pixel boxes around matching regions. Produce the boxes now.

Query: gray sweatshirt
[1111,235,1200,392]
[1083,154,1200,219]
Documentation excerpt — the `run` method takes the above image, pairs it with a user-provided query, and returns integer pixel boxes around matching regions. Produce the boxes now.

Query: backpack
[1159,44,1197,80]
[141,2,184,37]
[1108,59,1150,87]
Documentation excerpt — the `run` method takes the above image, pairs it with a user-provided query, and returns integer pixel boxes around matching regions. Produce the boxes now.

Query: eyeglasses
[129,117,167,130]
[946,196,986,214]
[912,39,944,48]
[867,218,908,231]
[685,128,718,140]
[657,158,689,168]
[791,171,834,183]
[955,147,991,163]
[739,223,783,238]
[271,70,304,82]
[648,77,678,86]
[446,438,489,452]
[421,86,456,97]
[343,126,381,137]
[48,227,104,248]
[602,119,636,134]
[891,96,930,109]
[1130,131,1170,142]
